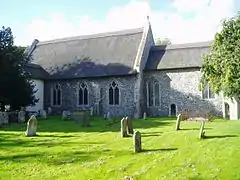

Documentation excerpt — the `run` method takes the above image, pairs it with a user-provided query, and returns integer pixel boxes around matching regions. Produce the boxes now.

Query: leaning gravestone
[18,111,26,123]
[90,107,94,116]
[25,115,37,137]
[143,112,147,120]
[126,116,134,134]
[121,117,128,137]
[199,121,205,139]
[133,131,142,153]
[175,114,182,131]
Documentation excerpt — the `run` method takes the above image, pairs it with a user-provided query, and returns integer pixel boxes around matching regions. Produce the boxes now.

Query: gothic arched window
[78,82,89,105]
[147,81,160,107]
[109,81,120,105]
[52,83,62,106]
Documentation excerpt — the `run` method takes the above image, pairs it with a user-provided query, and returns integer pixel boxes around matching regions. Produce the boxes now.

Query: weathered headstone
[18,111,26,123]
[107,112,111,120]
[47,107,52,115]
[72,111,90,127]
[199,121,205,139]
[121,118,128,137]
[126,116,134,134]
[62,110,68,120]
[143,112,147,120]
[25,115,37,136]
[0,112,3,126]
[133,131,142,153]
[175,114,182,131]
[90,107,94,116]
[2,112,8,124]
[103,113,107,119]
[41,110,47,119]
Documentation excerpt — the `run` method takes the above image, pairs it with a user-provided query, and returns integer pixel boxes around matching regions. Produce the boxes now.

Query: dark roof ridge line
[38,27,144,46]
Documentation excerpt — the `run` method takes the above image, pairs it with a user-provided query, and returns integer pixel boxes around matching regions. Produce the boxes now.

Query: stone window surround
[146,81,161,108]
[76,82,89,107]
[51,83,62,107]
[202,83,216,100]
[108,80,121,106]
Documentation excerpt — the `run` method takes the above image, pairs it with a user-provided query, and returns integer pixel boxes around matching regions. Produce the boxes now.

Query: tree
[199,12,240,100]
[0,26,38,111]
[155,38,171,45]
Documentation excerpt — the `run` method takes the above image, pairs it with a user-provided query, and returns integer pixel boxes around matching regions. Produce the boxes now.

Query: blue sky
[1,0,239,45]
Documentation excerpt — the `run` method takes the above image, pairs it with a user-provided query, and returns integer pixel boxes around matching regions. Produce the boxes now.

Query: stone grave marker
[47,107,52,115]
[72,110,90,127]
[41,110,47,119]
[25,115,37,137]
[107,112,111,120]
[120,117,128,137]
[143,112,147,120]
[199,121,205,139]
[126,116,134,134]
[175,114,182,131]
[2,112,8,124]
[18,111,26,123]
[0,112,3,126]
[62,110,68,120]
[133,131,142,153]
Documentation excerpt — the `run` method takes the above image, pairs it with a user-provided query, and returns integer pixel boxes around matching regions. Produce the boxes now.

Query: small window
[78,82,89,105]
[202,83,215,99]
[52,84,62,106]
[109,81,120,105]
[147,81,161,107]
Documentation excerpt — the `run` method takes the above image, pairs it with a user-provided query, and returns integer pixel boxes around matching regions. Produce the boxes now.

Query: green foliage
[155,38,171,45]
[200,12,240,99]
[0,26,38,110]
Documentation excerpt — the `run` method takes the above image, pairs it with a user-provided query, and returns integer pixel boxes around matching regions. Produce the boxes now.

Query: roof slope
[31,28,144,79]
[145,41,212,70]
[24,63,49,80]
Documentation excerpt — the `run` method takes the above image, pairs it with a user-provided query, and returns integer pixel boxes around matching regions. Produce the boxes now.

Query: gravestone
[2,112,8,124]
[25,115,37,136]
[18,111,26,123]
[0,112,3,126]
[175,114,182,131]
[90,107,94,116]
[199,121,205,139]
[72,110,90,127]
[133,131,142,153]
[103,114,107,119]
[126,116,134,134]
[107,112,111,120]
[121,118,128,137]
[41,110,47,119]
[62,110,68,120]
[143,112,147,120]
[47,107,52,115]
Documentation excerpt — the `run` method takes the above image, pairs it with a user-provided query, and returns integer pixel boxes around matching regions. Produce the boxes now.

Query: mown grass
[0,116,240,180]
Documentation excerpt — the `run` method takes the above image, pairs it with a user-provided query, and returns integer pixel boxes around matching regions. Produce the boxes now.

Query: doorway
[170,104,177,116]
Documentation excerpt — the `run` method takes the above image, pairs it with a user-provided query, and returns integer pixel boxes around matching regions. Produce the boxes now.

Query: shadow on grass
[204,135,238,139]
[0,153,44,161]
[0,116,174,133]
[141,132,162,137]
[142,148,178,153]
[181,128,213,131]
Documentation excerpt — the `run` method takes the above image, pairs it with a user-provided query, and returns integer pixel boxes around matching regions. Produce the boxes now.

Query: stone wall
[44,75,137,118]
[143,68,223,117]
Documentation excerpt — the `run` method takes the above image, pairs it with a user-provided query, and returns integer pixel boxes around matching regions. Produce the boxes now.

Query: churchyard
[1,115,240,180]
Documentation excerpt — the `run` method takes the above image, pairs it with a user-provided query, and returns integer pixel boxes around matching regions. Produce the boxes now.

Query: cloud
[14,0,235,46]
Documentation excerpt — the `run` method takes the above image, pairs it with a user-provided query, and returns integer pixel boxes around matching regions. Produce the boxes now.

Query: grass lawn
[0,116,240,180]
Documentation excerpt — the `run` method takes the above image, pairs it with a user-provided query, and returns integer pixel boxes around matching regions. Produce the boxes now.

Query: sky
[1,0,239,46]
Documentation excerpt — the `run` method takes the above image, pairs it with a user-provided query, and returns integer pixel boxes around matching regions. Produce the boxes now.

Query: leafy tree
[199,12,240,99]
[0,26,38,111]
[155,38,171,45]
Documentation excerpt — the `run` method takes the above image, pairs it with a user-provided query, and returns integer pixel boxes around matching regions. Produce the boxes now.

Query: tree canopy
[199,12,240,99]
[0,26,38,110]
[155,38,171,45]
